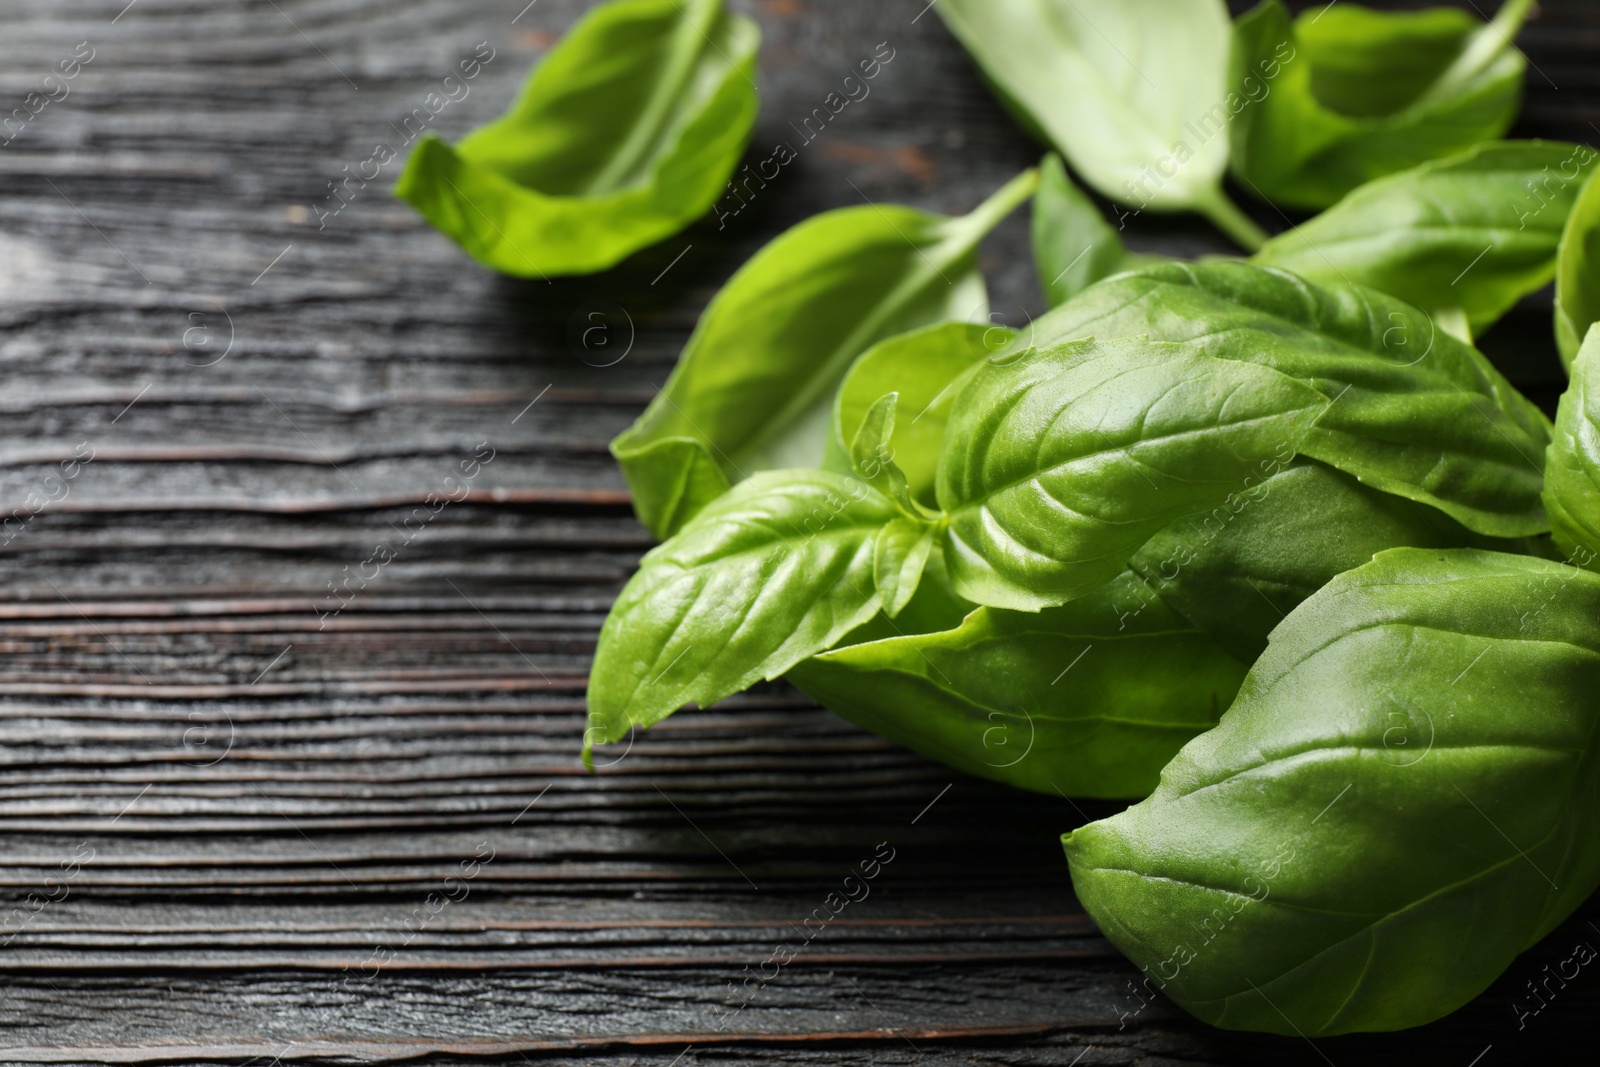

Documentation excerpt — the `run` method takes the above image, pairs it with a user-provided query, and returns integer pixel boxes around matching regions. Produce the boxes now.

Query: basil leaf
[395,0,760,278]
[1129,458,1513,662]
[1545,326,1600,564]
[1231,0,1532,210]
[585,469,933,758]
[1254,141,1598,336]
[1065,547,1600,1035]
[1031,262,1553,539]
[1034,154,1156,306]
[936,336,1329,610]
[797,460,1508,798]
[823,322,1014,508]
[612,169,1037,539]
[1556,169,1600,371]
[934,0,1268,249]
[791,569,1247,800]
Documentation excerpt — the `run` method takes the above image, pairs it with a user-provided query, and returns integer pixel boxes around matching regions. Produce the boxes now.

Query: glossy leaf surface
[613,170,1035,539]
[1230,0,1531,210]
[792,569,1247,799]
[585,469,932,757]
[936,336,1328,610]
[1029,261,1553,539]
[396,0,759,277]
[1066,548,1600,1035]
[1255,141,1596,334]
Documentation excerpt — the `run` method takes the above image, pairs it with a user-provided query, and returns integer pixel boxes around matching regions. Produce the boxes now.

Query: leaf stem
[1195,188,1270,252]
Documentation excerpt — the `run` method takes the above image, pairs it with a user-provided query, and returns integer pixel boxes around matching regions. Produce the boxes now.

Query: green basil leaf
[1033,154,1154,306]
[395,0,760,278]
[823,322,1014,507]
[1230,0,1532,210]
[937,336,1329,610]
[1031,261,1553,538]
[792,568,1247,799]
[1064,547,1600,1035]
[1545,325,1600,564]
[798,461,1506,798]
[612,169,1037,539]
[585,469,933,758]
[1128,458,1515,662]
[1254,141,1598,335]
[934,0,1267,249]
[1556,169,1600,371]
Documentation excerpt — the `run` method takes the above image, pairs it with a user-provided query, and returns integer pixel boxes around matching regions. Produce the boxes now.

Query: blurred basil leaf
[396,0,759,277]
[1033,154,1158,306]
[1231,0,1533,210]
[1556,169,1600,371]
[935,0,1268,249]
[1255,141,1597,336]
[613,169,1036,539]
[1545,325,1600,564]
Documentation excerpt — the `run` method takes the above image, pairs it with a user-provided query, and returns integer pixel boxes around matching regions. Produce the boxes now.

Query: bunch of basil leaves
[396,0,1600,1039]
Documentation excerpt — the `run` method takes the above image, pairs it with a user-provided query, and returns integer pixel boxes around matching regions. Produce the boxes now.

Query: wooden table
[0,1,1593,1063]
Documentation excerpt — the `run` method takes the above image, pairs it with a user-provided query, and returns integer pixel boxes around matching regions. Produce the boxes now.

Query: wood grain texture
[0,0,1595,1064]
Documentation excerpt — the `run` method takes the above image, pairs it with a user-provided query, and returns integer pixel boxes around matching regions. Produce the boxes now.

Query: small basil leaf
[873,517,938,620]
[934,0,1267,249]
[1033,154,1154,306]
[937,336,1329,611]
[792,568,1247,799]
[1230,0,1531,210]
[1254,141,1598,335]
[823,322,1013,507]
[585,469,911,758]
[1065,547,1600,1035]
[395,0,759,278]
[1556,169,1600,371]
[1545,325,1600,563]
[1032,261,1553,538]
[612,169,1037,539]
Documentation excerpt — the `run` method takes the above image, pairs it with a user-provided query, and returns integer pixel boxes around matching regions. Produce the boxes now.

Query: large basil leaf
[1033,154,1155,307]
[934,0,1268,249]
[1065,547,1600,1035]
[1545,326,1600,563]
[936,336,1329,610]
[612,169,1036,539]
[585,469,934,760]
[1231,0,1532,210]
[795,460,1502,798]
[821,322,1015,508]
[1556,169,1600,371]
[395,0,759,278]
[1128,459,1514,662]
[1255,141,1597,336]
[1030,261,1553,539]
[791,569,1247,800]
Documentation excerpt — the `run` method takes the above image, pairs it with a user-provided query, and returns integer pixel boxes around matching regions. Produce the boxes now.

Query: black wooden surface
[0,1,1595,1064]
